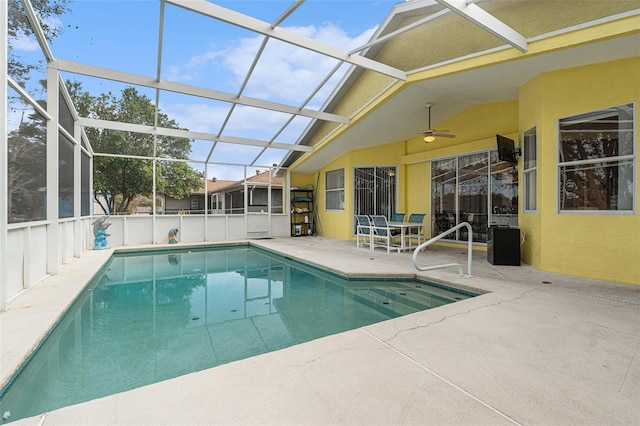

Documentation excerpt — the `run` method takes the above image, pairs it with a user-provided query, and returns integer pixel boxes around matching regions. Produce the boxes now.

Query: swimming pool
[0,245,476,423]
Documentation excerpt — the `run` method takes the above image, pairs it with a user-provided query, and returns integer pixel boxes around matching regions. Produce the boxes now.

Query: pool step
[348,285,469,317]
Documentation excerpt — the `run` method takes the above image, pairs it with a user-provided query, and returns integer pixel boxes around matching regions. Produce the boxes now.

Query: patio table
[388,222,424,251]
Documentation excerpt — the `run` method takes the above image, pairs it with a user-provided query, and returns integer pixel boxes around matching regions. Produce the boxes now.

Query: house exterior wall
[164,196,192,213]
[519,57,640,284]
[296,102,519,241]
[292,57,639,285]
[405,101,520,241]
[518,77,544,269]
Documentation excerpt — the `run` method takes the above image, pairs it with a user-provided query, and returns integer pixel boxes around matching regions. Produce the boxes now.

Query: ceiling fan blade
[437,133,456,138]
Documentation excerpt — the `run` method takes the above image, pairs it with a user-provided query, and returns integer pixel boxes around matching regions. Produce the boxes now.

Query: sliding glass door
[458,153,489,241]
[432,158,457,240]
[431,151,517,243]
[353,166,397,233]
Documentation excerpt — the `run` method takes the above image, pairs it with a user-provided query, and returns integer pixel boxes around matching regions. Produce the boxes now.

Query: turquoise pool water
[0,245,476,423]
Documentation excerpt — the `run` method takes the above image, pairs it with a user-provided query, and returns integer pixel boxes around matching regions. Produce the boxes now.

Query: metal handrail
[412,222,474,278]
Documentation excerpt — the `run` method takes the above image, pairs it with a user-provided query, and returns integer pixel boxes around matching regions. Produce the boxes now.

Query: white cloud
[164,64,190,83]
[10,15,63,52]
[225,23,376,103]
[164,45,233,83]
[159,102,227,134]
[9,30,40,51]
[166,21,376,102]
[161,21,377,166]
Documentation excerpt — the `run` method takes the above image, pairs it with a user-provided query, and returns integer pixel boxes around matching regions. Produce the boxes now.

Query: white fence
[4,213,290,305]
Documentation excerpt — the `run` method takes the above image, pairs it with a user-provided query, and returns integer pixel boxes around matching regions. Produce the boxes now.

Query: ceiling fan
[422,103,456,142]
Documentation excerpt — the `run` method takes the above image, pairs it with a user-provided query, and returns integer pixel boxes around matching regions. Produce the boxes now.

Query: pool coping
[3,237,638,425]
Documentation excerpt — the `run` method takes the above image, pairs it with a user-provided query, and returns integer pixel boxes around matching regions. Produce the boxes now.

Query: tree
[7,104,47,223]
[67,82,203,213]
[7,0,70,223]
[8,0,71,83]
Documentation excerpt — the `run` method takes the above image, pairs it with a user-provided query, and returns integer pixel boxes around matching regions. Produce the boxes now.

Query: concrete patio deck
[2,237,639,425]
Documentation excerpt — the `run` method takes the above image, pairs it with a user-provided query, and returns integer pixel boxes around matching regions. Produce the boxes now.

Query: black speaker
[487,226,521,266]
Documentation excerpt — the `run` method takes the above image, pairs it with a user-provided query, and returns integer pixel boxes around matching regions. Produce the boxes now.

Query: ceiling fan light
[424,135,436,143]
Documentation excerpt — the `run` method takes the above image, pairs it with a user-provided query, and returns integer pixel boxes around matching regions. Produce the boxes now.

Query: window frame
[325,168,345,211]
[523,127,537,213]
[556,103,636,215]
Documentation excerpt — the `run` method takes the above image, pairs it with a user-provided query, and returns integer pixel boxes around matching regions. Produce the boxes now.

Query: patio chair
[370,215,402,253]
[406,213,426,247]
[390,213,406,223]
[355,215,373,249]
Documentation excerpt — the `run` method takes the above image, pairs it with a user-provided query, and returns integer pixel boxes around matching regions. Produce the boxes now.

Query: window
[558,103,634,212]
[490,151,518,227]
[325,169,345,210]
[431,151,517,243]
[431,158,457,240]
[523,127,537,212]
[459,153,489,242]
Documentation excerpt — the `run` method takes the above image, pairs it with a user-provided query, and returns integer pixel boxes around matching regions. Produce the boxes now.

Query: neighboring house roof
[191,179,237,195]
[191,171,283,196]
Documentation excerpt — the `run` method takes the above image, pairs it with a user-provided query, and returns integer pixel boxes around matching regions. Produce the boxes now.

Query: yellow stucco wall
[287,2,639,285]
[519,57,640,285]
[518,77,543,269]
[291,57,639,284]
[294,102,520,242]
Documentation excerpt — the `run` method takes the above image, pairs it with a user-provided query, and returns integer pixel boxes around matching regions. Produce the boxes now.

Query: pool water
[0,246,475,423]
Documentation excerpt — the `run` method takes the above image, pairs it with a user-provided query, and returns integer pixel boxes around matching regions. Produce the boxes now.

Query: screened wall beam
[434,0,528,52]
[167,0,407,80]
[52,59,350,125]
[350,8,450,54]
[77,117,314,152]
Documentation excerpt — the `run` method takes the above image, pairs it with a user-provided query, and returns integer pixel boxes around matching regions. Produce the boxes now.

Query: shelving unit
[290,188,314,236]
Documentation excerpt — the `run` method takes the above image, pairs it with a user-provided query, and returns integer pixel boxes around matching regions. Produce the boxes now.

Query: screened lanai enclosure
[3,0,407,309]
[4,0,640,309]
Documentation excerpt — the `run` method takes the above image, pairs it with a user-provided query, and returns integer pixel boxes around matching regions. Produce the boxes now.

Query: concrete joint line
[620,337,640,393]
[360,328,522,426]
[385,288,539,342]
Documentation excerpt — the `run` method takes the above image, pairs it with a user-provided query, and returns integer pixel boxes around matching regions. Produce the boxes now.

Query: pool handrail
[412,221,473,278]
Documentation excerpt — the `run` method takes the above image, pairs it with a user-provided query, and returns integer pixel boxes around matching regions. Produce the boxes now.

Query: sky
[13,0,406,181]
